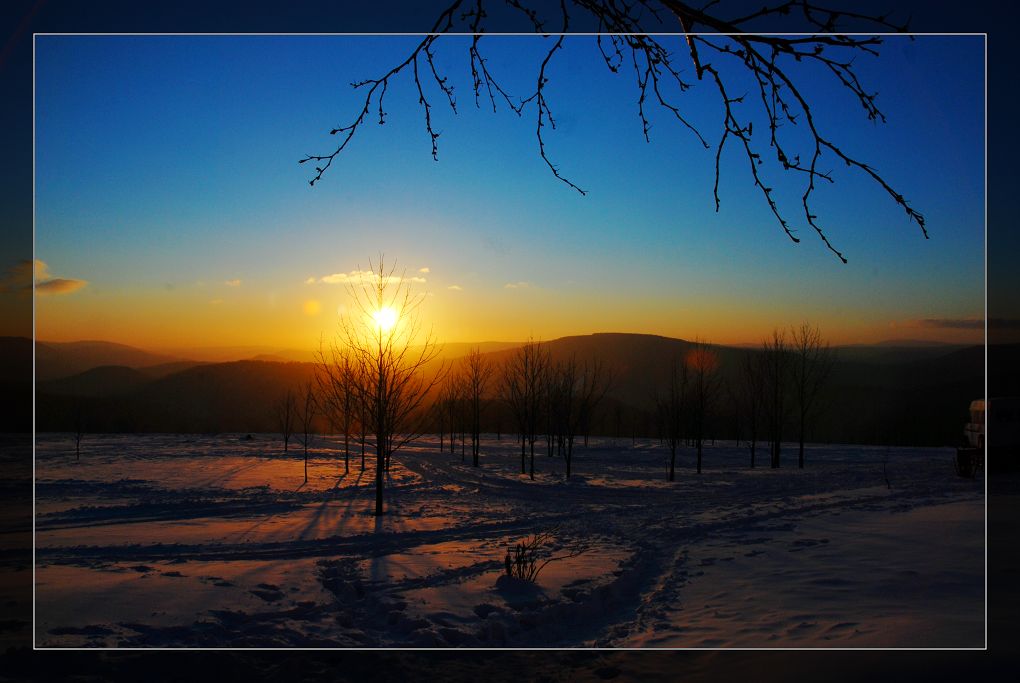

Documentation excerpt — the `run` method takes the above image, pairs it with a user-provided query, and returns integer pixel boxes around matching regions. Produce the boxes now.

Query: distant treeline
[28,334,1006,448]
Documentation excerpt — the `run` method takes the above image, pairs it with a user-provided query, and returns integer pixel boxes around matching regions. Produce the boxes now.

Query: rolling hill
[34,339,186,381]
[29,332,1000,446]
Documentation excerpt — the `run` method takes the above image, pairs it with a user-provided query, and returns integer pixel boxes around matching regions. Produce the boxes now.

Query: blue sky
[33,34,984,349]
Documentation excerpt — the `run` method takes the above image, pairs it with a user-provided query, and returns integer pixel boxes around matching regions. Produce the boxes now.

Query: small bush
[502,528,588,583]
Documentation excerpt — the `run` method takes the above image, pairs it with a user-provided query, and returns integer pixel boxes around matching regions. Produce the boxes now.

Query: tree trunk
[344,430,350,474]
[529,440,535,480]
[798,411,806,469]
[565,437,574,479]
[375,441,384,516]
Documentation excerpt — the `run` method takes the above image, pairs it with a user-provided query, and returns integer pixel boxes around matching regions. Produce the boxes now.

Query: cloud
[225,279,241,287]
[209,298,224,305]
[305,277,317,285]
[447,285,463,291]
[17,259,89,296]
[315,270,426,285]
[504,281,532,289]
[36,278,88,295]
[419,267,430,274]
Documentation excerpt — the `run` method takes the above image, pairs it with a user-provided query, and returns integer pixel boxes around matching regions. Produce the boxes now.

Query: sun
[372,306,398,333]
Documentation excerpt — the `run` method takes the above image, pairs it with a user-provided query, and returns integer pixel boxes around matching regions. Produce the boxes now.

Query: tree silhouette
[740,347,766,468]
[461,347,495,467]
[687,339,721,474]
[790,321,834,468]
[550,354,611,479]
[499,339,548,479]
[762,328,791,468]
[302,1,924,263]
[437,375,466,457]
[333,257,445,516]
[296,382,318,484]
[317,340,360,475]
[72,398,85,462]
[275,389,297,454]
[654,355,688,481]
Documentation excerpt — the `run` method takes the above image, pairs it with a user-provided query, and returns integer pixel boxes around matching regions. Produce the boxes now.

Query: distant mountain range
[3,333,1014,445]
[34,339,186,381]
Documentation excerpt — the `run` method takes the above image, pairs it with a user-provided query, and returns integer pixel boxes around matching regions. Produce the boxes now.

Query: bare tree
[687,339,721,474]
[296,382,318,483]
[73,399,85,462]
[462,347,494,467]
[741,348,766,468]
[456,374,471,461]
[655,355,688,481]
[543,366,560,459]
[430,392,447,452]
[790,322,834,468]
[550,355,611,479]
[333,257,446,516]
[437,374,466,457]
[275,389,297,454]
[499,339,548,479]
[357,387,368,470]
[303,2,924,263]
[317,340,360,475]
[762,329,791,468]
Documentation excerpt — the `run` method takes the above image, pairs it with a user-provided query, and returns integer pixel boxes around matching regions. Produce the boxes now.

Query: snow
[33,433,984,648]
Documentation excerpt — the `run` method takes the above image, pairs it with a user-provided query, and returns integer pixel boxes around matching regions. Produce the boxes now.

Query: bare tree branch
[303,0,925,262]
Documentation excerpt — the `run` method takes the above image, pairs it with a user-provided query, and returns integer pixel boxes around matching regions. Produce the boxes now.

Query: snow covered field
[33,434,984,648]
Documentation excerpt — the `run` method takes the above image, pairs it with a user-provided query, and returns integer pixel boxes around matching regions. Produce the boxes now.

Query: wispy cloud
[447,284,463,291]
[36,278,88,295]
[504,281,532,289]
[19,260,89,296]
[419,267,430,274]
[225,279,241,287]
[314,270,427,285]
[209,298,224,305]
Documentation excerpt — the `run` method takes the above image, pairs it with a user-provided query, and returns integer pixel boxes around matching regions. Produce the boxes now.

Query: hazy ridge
[6,333,1007,446]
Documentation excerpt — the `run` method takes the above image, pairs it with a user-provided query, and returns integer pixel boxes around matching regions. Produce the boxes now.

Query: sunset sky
[33,35,984,352]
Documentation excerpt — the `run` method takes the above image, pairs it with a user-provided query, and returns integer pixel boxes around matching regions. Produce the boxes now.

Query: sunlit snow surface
[33,434,983,648]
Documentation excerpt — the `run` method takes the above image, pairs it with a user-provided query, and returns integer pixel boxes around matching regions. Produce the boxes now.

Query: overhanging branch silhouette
[301,0,926,263]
